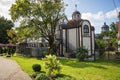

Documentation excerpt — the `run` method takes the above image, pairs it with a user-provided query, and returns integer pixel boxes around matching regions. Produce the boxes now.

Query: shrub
[43,55,62,78]
[76,46,88,61]
[31,72,40,78]
[32,64,41,72]
[35,73,50,80]
[43,51,49,57]
[7,46,16,56]
[0,47,3,54]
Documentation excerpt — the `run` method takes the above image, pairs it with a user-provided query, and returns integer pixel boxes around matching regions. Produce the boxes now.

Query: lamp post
[103,36,110,60]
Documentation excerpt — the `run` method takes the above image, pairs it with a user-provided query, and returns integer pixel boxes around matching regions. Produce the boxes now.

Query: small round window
[83,25,89,33]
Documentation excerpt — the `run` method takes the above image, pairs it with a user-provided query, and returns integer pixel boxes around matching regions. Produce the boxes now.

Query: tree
[10,0,65,52]
[109,22,116,38]
[0,17,14,44]
[109,22,117,50]
[99,30,109,39]
[7,29,18,43]
[96,22,117,51]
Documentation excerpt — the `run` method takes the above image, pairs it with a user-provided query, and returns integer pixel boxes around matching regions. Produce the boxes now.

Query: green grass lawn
[10,56,120,80]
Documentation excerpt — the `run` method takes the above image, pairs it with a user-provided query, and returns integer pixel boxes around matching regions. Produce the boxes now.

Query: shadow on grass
[94,58,120,67]
[59,58,108,69]
[54,74,77,80]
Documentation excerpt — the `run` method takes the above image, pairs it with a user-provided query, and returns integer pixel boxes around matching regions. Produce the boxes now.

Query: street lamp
[103,36,110,60]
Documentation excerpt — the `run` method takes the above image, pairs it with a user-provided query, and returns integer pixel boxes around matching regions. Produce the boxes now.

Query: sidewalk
[0,57,32,80]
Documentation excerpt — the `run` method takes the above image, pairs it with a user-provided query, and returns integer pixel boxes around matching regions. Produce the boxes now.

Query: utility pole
[118,12,120,21]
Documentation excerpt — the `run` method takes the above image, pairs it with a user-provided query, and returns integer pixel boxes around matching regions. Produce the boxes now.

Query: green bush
[43,51,49,57]
[0,47,3,54]
[32,64,41,72]
[43,55,62,78]
[76,46,88,61]
[31,72,40,78]
[35,73,50,80]
[7,46,16,56]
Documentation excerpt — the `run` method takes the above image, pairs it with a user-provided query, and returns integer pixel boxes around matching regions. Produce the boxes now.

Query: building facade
[57,10,95,60]
[101,22,109,32]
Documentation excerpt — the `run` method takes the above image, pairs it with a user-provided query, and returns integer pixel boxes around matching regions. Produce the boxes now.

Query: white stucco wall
[82,20,92,56]
[68,29,76,51]
[83,37,91,55]
[62,29,66,53]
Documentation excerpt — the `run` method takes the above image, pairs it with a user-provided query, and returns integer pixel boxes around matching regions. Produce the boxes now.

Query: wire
[118,0,120,6]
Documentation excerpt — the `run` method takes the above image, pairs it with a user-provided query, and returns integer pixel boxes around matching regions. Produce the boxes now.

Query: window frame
[83,25,89,33]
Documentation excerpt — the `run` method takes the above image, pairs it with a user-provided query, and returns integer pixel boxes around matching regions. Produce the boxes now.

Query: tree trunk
[48,35,56,54]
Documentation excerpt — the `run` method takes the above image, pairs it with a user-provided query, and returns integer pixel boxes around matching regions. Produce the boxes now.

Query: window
[76,14,80,18]
[83,25,89,33]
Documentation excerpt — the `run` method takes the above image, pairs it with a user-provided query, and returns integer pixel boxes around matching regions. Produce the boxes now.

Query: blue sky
[0,0,120,33]
[64,0,120,33]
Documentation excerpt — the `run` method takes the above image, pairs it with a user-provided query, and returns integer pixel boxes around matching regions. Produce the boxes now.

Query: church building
[56,10,95,60]
[101,22,109,32]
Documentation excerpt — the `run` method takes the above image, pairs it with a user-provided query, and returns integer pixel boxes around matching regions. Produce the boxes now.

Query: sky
[0,0,120,33]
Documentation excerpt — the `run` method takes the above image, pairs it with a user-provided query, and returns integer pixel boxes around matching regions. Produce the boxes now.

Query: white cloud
[0,0,13,5]
[82,11,105,28]
[81,8,119,33]
[0,0,15,20]
[106,8,119,19]
[71,0,80,4]
[82,11,104,21]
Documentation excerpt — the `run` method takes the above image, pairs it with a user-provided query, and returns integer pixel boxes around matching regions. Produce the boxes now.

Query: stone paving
[0,57,32,80]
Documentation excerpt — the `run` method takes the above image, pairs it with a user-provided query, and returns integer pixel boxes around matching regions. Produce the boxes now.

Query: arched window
[83,25,89,33]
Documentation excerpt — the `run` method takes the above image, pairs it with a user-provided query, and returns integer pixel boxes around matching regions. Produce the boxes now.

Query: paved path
[0,57,32,80]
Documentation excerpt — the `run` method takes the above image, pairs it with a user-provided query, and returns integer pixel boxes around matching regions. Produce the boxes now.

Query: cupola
[101,22,109,32]
[72,10,81,19]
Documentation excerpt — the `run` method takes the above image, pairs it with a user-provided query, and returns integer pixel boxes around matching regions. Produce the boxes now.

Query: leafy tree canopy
[0,17,14,44]
[10,0,65,50]
[96,22,117,51]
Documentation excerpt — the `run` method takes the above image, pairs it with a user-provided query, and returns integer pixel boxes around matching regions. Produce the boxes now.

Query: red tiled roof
[61,19,83,29]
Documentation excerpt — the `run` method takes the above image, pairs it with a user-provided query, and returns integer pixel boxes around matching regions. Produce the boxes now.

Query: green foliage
[31,72,40,79]
[0,47,3,54]
[35,73,50,80]
[7,29,18,43]
[32,64,41,72]
[7,46,16,56]
[43,55,62,77]
[95,39,106,49]
[110,22,116,32]
[96,22,117,51]
[43,48,54,57]
[10,0,65,49]
[43,51,49,57]
[76,47,88,61]
[0,17,14,43]
[99,31,110,39]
